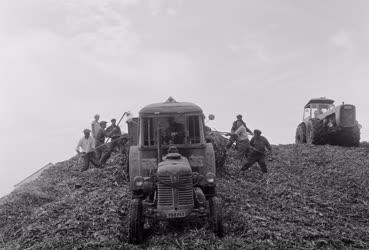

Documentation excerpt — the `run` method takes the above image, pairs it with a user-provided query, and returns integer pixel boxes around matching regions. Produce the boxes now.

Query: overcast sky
[0,0,368,197]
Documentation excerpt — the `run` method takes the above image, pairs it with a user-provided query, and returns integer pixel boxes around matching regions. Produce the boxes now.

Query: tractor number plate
[167,211,186,219]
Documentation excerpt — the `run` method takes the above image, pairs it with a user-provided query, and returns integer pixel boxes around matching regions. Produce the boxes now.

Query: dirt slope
[1,144,369,249]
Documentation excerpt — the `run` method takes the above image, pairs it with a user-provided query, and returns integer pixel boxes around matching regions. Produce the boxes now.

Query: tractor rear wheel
[295,123,306,144]
[128,198,144,244]
[208,197,224,237]
[307,119,328,145]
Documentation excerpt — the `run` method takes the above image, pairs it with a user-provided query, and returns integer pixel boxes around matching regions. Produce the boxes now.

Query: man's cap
[254,129,262,135]
[94,114,100,118]
[83,129,91,133]
[236,114,242,118]
[111,118,116,122]
[100,121,107,125]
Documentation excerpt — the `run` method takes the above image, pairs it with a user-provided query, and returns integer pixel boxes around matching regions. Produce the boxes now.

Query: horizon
[1,0,368,197]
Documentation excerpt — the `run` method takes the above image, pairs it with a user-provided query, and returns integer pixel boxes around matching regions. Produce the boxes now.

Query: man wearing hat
[227,114,253,149]
[76,129,98,171]
[241,129,272,174]
[100,119,123,165]
[106,118,122,140]
[91,114,101,139]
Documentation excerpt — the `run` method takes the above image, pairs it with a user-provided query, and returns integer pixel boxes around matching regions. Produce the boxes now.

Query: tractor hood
[157,153,192,177]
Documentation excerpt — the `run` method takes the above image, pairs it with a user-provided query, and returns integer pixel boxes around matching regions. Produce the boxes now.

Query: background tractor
[295,97,361,147]
[126,97,224,244]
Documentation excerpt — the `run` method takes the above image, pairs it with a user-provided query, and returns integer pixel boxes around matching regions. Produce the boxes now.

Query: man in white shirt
[227,114,253,149]
[91,114,101,139]
[76,129,98,171]
[228,120,252,161]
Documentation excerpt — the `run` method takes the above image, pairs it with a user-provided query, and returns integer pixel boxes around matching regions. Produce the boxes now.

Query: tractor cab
[303,98,335,120]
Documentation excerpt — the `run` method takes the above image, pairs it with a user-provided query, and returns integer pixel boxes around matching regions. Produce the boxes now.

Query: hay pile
[1,144,369,249]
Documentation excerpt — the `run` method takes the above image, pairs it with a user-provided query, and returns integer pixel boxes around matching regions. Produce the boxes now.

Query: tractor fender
[129,146,158,188]
[204,143,216,176]
[129,146,142,187]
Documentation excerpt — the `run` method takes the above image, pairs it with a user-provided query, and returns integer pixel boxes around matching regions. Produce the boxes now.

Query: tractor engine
[156,152,194,218]
[338,105,356,127]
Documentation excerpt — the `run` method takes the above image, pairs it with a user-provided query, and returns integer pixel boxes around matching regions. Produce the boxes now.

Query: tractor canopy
[140,97,203,116]
[304,97,335,109]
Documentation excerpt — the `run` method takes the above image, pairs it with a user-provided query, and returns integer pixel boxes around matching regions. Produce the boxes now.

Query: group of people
[76,113,271,173]
[76,114,123,171]
[227,114,272,174]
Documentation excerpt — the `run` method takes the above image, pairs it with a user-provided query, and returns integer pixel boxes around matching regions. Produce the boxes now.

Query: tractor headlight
[133,176,144,188]
[206,172,215,184]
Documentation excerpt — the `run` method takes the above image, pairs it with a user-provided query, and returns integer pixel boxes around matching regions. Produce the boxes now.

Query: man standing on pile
[106,118,122,141]
[241,129,272,174]
[91,114,101,139]
[228,119,253,160]
[100,118,122,164]
[76,129,98,171]
[95,121,108,165]
[227,114,253,149]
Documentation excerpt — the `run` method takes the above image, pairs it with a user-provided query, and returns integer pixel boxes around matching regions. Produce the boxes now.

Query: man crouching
[241,129,271,174]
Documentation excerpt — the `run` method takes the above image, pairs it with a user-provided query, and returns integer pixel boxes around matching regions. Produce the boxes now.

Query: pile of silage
[0,144,369,249]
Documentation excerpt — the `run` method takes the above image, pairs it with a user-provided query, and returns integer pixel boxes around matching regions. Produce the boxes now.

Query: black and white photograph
[0,0,368,249]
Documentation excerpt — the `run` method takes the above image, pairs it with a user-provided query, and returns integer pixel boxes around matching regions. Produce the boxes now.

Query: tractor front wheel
[128,198,144,244]
[208,197,224,237]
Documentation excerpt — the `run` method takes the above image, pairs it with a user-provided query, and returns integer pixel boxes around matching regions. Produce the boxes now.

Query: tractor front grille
[158,174,194,208]
[341,106,355,127]
[177,175,194,206]
[158,176,173,206]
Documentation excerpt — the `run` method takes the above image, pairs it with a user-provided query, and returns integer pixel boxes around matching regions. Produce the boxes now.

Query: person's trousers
[241,152,267,173]
[100,140,120,165]
[81,152,98,171]
[235,139,250,159]
[226,134,238,149]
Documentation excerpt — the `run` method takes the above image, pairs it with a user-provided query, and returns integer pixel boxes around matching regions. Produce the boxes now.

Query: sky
[0,0,368,197]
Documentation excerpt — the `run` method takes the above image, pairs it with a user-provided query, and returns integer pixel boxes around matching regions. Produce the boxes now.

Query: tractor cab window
[310,104,333,118]
[143,118,155,146]
[188,116,200,144]
[304,108,311,119]
[162,116,186,145]
[141,115,202,146]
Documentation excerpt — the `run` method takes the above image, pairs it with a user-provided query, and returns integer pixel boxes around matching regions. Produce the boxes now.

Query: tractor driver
[164,117,186,144]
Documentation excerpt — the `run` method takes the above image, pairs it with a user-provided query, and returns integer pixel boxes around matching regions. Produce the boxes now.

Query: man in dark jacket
[106,118,122,139]
[241,129,271,173]
[95,121,108,163]
[100,118,123,165]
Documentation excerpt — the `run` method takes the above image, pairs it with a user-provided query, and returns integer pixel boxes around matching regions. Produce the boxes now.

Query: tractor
[295,97,361,147]
[126,97,224,244]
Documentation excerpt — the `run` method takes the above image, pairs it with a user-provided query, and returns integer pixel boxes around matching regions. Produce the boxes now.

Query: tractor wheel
[295,123,306,144]
[307,119,328,145]
[128,198,144,244]
[208,197,224,237]
[337,124,360,147]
